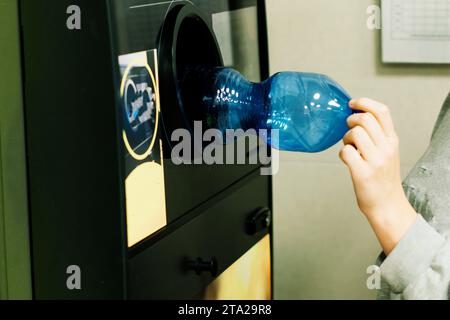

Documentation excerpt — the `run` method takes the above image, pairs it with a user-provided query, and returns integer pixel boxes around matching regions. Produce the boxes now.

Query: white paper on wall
[382,0,450,63]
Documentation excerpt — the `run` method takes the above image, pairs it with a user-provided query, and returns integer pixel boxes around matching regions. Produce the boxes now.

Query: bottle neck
[204,67,270,132]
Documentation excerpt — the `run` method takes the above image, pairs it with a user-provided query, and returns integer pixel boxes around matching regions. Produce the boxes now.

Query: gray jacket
[377,93,450,300]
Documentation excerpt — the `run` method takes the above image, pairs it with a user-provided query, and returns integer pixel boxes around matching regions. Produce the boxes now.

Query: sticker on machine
[118,49,167,247]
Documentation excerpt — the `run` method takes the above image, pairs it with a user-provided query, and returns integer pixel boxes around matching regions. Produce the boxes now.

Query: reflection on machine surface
[197,235,272,300]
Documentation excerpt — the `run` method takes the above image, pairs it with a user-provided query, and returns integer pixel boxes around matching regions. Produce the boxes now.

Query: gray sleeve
[379,215,450,300]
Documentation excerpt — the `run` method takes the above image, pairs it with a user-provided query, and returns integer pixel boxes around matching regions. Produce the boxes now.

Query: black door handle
[246,207,272,235]
[185,257,219,277]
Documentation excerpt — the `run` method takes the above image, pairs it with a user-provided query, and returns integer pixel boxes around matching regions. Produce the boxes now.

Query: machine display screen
[118,49,167,248]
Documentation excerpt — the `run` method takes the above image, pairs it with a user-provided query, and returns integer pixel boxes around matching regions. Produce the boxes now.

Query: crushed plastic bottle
[182,67,353,152]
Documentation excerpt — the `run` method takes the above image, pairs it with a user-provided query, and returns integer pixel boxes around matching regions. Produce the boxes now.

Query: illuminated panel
[198,235,272,300]
[118,50,167,247]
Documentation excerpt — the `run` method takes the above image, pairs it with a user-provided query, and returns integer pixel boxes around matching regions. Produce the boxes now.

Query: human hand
[339,98,417,254]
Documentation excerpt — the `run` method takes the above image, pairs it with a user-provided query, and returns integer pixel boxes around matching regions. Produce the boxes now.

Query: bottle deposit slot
[159,3,224,142]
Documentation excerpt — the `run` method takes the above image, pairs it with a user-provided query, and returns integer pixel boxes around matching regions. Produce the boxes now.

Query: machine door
[109,0,270,245]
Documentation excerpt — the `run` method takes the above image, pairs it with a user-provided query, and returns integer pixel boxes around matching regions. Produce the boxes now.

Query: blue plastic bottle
[183,67,353,153]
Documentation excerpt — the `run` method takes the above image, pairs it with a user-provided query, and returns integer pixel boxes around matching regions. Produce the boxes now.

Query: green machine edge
[0,0,33,299]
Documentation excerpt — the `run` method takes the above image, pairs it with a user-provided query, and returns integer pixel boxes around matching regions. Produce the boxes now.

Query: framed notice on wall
[382,0,450,63]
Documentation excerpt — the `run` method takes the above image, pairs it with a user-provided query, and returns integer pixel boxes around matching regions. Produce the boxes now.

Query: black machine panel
[128,172,271,299]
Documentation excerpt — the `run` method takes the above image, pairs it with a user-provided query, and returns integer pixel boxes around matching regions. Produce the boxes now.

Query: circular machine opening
[176,15,223,130]
[159,3,223,142]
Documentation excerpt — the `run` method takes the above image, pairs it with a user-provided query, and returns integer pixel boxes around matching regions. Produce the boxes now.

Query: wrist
[366,194,418,255]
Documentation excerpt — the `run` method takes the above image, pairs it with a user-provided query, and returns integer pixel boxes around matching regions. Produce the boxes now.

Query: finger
[339,144,367,174]
[343,126,377,161]
[347,112,386,146]
[349,98,395,137]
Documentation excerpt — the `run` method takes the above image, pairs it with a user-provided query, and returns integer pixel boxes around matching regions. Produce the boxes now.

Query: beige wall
[266,0,450,299]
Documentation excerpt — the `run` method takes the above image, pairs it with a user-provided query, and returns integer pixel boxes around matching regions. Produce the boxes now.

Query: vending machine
[15,0,272,299]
